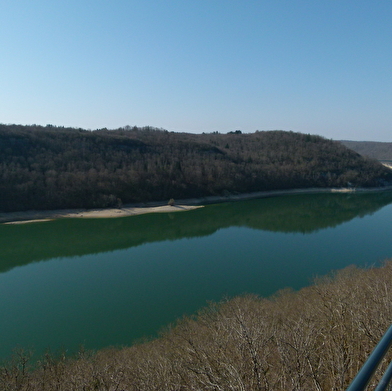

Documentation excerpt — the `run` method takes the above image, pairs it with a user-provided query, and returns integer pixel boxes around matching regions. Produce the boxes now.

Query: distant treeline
[340,140,392,161]
[2,261,392,390]
[1,123,392,212]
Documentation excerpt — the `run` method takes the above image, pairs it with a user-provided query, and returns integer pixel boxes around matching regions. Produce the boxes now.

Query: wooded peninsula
[1,124,392,213]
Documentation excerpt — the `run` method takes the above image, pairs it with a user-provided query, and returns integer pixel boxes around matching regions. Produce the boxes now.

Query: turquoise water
[1,192,392,360]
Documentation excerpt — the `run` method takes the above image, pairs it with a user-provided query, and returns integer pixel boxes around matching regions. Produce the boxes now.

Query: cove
[1,191,392,361]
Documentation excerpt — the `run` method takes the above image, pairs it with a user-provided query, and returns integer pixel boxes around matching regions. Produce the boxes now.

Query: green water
[1,192,392,360]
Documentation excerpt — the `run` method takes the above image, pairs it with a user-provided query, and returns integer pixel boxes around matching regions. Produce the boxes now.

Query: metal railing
[346,324,392,391]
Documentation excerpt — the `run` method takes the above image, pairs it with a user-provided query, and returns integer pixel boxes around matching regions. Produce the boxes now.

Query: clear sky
[1,1,391,141]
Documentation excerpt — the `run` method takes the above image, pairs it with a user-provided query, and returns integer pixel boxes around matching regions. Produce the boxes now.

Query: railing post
[346,324,392,391]
[374,360,392,391]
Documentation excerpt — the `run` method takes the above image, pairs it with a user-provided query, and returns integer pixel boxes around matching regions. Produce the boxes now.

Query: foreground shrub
[1,260,392,390]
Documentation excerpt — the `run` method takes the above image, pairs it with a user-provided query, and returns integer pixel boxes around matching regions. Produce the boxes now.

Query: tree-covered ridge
[340,140,392,161]
[1,124,392,212]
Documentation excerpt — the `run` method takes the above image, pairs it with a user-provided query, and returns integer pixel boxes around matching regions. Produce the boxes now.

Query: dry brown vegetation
[2,261,392,390]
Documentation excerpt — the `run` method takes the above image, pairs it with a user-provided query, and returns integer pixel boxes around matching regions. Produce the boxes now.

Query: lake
[1,191,392,361]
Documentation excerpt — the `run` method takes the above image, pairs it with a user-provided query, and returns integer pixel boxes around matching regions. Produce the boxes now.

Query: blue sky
[1,1,391,141]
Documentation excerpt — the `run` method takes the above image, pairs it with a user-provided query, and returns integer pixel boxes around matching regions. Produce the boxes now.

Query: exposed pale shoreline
[2,186,392,225]
[1,205,203,225]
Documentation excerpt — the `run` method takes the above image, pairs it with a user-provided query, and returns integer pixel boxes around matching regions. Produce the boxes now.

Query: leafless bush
[1,260,391,390]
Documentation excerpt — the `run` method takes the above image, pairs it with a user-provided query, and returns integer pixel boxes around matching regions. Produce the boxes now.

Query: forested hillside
[340,140,392,161]
[1,124,392,212]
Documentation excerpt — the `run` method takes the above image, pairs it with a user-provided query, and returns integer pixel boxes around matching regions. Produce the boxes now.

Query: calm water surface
[1,192,392,360]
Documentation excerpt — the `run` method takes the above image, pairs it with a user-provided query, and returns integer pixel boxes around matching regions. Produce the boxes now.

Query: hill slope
[1,124,392,212]
[340,140,392,161]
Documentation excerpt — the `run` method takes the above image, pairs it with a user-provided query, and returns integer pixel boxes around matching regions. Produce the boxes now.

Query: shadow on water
[1,191,392,273]
[0,192,392,273]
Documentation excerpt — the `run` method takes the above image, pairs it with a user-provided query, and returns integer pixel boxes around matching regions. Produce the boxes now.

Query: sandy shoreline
[1,205,203,225]
[2,186,392,224]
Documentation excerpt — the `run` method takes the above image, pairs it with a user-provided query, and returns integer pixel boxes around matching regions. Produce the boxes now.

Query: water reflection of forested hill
[1,191,392,272]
